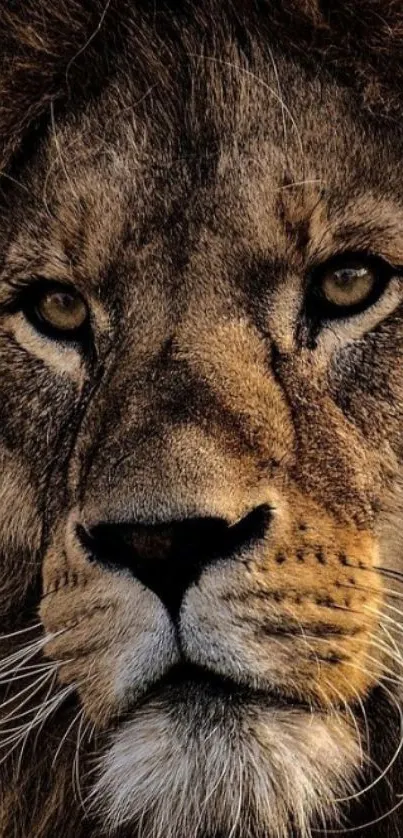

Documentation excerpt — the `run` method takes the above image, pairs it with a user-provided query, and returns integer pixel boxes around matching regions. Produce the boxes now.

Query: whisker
[0,668,58,723]
[342,680,371,758]
[339,684,402,804]
[65,0,112,88]
[332,577,403,604]
[381,599,403,619]
[374,566,403,584]
[322,675,403,815]
[0,622,43,642]
[366,632,403,666]
[363,602,403,634]
[318,789,403,833]
[365,607,403,636]
[0,628,67,678]
[0,639,48,673]
[0,662,57,686]
[320,678,364,768]
[380,622,403,663]
[358,650,403,687]
[0,683,75,769]
[73,710,90,815]
[15,669,59,776]
[52,706,85,768]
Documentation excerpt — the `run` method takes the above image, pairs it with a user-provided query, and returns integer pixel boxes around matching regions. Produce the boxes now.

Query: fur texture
[1,2,403,837]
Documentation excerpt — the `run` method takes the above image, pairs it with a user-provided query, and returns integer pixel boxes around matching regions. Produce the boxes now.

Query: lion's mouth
[41,500,383,734]
[128,661,314,715]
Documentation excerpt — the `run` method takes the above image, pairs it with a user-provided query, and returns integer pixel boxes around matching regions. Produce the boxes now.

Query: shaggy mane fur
[1,0,403,172]
[1,3,403,838]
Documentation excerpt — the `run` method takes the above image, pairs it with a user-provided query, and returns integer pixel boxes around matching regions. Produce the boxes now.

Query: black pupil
[52,292,77,310]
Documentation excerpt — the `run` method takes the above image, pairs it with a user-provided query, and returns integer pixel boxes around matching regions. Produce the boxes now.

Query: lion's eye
[321,264,375,308]
[308,254,394,321]
[22,283,89,340]
[36,289,87,331]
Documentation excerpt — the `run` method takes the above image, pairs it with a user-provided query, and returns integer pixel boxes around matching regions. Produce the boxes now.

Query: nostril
[225,504,271,552]
[76,504,271,618]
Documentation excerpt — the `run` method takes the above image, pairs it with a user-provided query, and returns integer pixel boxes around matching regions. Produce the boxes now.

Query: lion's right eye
[21,282,89,341]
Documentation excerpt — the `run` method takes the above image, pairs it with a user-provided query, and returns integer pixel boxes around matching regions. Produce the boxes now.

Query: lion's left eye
[308,254,394,320]
[321,263,375,308]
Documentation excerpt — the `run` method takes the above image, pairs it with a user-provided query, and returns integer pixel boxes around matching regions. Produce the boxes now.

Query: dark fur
[2,0,403,170]
[1,2,403,837]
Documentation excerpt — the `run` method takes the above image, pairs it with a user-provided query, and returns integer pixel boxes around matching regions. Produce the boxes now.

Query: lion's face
[2,24,403,838]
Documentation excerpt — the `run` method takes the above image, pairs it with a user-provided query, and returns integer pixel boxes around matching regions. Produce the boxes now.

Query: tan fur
[1,3,403,838]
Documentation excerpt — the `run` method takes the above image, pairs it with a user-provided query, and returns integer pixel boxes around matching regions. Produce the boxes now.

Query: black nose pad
[77,505,270,619]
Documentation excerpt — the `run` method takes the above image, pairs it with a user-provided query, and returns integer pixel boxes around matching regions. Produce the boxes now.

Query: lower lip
[136,662,312,712]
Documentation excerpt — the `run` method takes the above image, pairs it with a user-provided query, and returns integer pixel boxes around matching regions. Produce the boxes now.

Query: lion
[1,1,403,836]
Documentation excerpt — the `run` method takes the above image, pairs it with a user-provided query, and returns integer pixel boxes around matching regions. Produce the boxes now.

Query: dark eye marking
[305,251,400,323]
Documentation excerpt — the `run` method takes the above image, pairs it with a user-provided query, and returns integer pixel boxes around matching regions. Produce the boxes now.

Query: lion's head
[1,2,403,837]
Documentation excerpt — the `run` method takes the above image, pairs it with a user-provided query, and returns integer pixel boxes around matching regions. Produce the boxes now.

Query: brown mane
[1,0,403,171]
[1,3,403,837]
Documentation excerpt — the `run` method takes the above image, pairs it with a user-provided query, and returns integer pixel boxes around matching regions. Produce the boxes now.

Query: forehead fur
[1,0,403,175]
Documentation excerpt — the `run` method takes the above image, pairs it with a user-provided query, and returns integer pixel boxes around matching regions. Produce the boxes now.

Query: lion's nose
[76,505,270,618]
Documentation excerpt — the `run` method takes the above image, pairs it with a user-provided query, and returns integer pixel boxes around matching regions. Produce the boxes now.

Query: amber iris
[36,289,88,332]
[321,263,375,308]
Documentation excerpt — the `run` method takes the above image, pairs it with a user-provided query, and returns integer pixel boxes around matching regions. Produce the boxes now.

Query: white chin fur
[90,684,361,838]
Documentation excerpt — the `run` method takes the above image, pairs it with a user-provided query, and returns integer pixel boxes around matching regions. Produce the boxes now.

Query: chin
[91,669,361,838]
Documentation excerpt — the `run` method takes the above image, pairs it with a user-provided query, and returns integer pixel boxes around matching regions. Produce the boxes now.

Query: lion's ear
[0,0,120,171]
